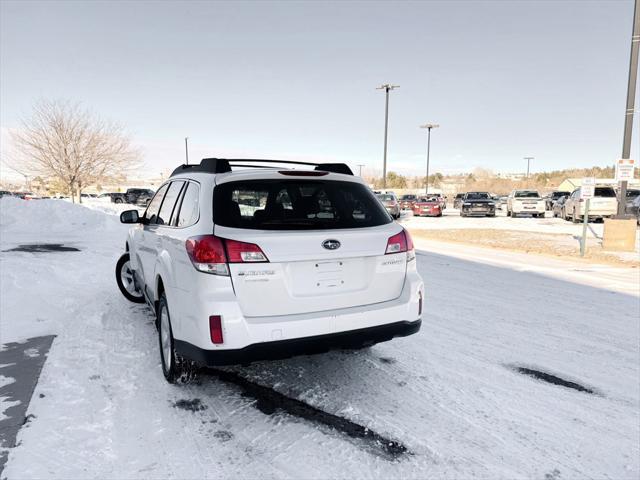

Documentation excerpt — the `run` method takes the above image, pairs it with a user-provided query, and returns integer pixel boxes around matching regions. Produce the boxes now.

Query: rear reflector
[209,315,223,344]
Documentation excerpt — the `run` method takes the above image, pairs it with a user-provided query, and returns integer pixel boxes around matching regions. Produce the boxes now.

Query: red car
[399,194,418,210]
[412,197,442,217]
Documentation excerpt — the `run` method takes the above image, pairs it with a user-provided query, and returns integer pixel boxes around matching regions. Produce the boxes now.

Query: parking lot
[1,198,638,479]
[399,205,640,267]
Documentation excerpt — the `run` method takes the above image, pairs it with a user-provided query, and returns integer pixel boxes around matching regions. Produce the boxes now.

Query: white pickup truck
[506,190,546,218]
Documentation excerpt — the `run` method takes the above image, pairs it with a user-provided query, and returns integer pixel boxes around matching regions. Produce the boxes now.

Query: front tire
[115,253,145,303]
[157,293,198,384]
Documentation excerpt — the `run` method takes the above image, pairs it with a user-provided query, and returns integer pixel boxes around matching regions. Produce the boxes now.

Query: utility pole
[376,84,399,188]
[356,164,365,177]
[617,0,639,216]
[185,137,189,165]
[420,124,440,195]
[524,157,534,179]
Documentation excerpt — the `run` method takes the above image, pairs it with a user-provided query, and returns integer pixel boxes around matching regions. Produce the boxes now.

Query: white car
[563,186,618,223]
[506,190,546,218]
[116,159,424,383]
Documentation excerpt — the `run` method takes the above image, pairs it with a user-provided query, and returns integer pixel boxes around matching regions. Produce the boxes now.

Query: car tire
[157,293,198,384]
[114,198,123,204]
[115,253,145,303]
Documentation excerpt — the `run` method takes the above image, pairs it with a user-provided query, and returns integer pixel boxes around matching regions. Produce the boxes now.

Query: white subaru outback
[116,159,423,383]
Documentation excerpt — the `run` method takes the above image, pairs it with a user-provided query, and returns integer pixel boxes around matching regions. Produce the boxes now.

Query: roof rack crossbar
[170,158,353,177]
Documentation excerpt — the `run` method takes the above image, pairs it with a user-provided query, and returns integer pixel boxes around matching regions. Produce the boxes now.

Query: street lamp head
[420,123,440,130]
[376,84,400,91]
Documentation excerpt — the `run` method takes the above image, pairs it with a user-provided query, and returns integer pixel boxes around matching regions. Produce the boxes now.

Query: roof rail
[170,158,353,176]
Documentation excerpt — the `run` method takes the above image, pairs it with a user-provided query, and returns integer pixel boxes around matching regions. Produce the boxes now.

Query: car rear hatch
[212,175,409,317]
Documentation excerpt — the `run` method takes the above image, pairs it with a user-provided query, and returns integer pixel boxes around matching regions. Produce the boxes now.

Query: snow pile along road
[0,198,638,479]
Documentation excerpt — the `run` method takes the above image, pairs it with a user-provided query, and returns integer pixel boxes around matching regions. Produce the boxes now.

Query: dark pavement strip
[0,335,55,477]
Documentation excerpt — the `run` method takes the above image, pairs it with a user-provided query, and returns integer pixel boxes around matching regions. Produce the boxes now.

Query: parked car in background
[545,191,571,210]
[623,188,640,203]
[552,195,568,218]
[97,192,126,203]
[506,190,545,218]
[399,194,417,210]
[125,188,155,206]
[625,195,640,224]
[0,190,13,198]
[430,193,446,210]
[460,192,496,217]
[453,193,464,209]
[376,193,401,219]
[564,187,617,223]
[412,196,442,217]
[493,195,508,210]
[13,192,39,200]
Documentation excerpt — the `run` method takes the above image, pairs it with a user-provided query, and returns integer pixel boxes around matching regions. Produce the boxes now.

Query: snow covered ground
[1,198,638,479]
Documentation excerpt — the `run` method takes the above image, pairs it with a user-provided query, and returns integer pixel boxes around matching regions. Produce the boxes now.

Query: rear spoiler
[171,158,353,177]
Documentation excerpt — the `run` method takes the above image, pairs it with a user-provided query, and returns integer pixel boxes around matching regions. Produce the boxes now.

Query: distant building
[557,178,640,192]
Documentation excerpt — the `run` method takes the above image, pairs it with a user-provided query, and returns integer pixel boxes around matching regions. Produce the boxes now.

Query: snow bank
[0,197,122,238]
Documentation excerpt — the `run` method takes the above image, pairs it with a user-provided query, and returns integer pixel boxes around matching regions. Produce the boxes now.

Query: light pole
[356,164,365,177]
[377,84,399,188]
[524,156,534,179]
[185,137,189,165]
[420,124,439,195]
[617,0,639,216]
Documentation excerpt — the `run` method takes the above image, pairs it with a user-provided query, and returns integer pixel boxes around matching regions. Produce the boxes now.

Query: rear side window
[156,181,184,226]
[176,182,200,227]
[144,184,169,224]
[214,180,392,230]
[594,187,616,198]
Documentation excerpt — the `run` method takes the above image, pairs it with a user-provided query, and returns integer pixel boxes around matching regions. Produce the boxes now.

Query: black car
[98,192,126,203]
[545,191,571,210]
[552,195,568,218]
[124,188,154,206]
[460,192,496,217]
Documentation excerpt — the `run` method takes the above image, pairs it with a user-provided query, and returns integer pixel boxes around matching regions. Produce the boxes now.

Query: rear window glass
[465,192,490,200]
[377,194,395,201]
[214,180,392,230]
[594,187,616,197]
[515,191,540,198]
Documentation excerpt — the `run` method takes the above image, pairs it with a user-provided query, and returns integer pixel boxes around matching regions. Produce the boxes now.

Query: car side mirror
[120,210,140,224]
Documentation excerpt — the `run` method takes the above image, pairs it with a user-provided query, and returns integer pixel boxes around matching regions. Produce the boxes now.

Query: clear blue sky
[1,0,638,177]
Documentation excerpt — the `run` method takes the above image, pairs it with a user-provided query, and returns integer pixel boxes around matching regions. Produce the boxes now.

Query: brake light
[185,235,269,275]
[278,170,329,176]
[225,239,269,263]
[385,228,415,261]
[209,315,223,344]
[185,235,229,275]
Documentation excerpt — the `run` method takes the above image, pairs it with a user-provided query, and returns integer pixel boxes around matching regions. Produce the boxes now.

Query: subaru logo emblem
[322,239,341,250]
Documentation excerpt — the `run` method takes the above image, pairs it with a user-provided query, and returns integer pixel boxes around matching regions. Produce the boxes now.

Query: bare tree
[9,100,141,202]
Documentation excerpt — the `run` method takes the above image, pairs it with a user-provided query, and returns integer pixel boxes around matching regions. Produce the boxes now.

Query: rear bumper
[175,319,421,366]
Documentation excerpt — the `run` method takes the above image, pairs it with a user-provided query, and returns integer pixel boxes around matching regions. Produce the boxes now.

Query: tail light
[225,238,268,263]
[385,228,415,261]
[185,235,268,275]
[209,315,224,344]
